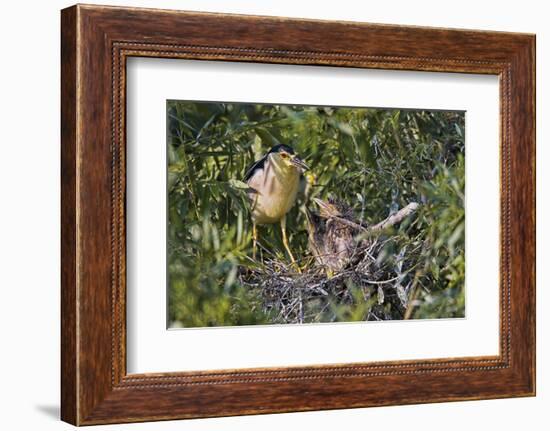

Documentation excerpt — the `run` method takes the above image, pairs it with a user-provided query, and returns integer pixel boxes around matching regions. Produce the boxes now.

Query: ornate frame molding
[61,5,535,425]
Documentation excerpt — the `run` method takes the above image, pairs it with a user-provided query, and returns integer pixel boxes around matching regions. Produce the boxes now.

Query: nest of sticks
[238,203,421,324]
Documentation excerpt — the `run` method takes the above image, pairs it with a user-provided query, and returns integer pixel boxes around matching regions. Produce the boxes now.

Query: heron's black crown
[243,144,296,181]
[268,144,295,155]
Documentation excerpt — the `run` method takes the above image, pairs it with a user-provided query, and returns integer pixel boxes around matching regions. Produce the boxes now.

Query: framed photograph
[61,4,535,425]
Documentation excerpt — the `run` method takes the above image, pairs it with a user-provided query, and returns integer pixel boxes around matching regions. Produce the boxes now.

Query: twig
[369,202,420,231]
[328,202,419,234]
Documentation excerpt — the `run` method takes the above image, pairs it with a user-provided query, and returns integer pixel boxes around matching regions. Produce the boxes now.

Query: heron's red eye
[280,152,289,158]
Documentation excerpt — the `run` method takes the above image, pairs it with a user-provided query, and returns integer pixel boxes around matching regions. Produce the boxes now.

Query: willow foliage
[167,101,465,327]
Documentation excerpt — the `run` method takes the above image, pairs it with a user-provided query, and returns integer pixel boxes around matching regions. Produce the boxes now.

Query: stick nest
[239,234,422,324]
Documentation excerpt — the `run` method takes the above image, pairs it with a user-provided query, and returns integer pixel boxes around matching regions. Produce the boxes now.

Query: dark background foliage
[167,100,465,327]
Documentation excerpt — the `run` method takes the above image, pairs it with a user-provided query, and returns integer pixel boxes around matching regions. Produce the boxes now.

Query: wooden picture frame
[61,4,535,425]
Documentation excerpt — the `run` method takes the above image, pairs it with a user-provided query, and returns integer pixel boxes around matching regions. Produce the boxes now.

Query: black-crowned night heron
[244,144,309,266]
[306,197,363,273]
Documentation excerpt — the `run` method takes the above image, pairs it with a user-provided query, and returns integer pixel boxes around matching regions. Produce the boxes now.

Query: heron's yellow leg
[280,215,300,272]
[252,222,258,260]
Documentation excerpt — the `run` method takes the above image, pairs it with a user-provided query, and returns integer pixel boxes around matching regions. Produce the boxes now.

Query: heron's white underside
[248,154,301,225]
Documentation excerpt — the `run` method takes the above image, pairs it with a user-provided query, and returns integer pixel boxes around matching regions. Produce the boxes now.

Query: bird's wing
[243,155,267,182]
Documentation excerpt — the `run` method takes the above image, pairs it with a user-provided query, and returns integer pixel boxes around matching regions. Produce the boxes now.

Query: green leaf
[228,179,250,190]
[255,127,281,147]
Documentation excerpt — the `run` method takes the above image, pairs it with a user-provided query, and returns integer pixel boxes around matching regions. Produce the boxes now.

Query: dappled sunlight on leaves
[167,101,465,327]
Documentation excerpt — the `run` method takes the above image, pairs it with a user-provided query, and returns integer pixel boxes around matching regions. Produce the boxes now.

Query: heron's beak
[312,197,329,210]
[291,156,309,171]
[313,198,338,218]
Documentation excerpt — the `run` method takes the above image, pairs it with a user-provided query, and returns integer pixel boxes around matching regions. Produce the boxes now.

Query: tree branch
[369,202,420,232]
[329,202,420,234]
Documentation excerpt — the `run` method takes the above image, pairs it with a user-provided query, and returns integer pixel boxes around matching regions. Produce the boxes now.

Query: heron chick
[244,144,309,267]
[306,197,364,273]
